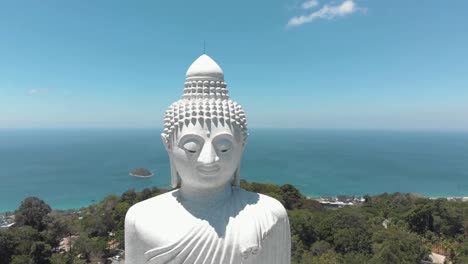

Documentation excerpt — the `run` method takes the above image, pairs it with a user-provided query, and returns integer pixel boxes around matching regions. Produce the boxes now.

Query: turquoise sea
[1,129,467,212]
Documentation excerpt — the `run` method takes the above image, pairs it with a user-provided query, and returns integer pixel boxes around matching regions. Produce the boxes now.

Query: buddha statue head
[161,54,248,191]
[127,54,290,264]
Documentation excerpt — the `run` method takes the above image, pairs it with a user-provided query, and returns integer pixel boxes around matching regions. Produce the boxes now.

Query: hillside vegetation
[0,181,467,263]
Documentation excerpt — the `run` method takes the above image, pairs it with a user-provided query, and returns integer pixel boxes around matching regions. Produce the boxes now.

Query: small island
[129,168,153,178]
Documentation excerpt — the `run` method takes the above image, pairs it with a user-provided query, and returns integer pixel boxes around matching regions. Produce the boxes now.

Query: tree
[341,252,371,264]
[453,239,468,263]
[289,210,317,247]
[310,240,332,257]
[302,249,343,264]
[333,227,371,254]
[299,199,323,211]
[83,195,119,236]
[151,186,164,196]
[11,226,41,256]
[10,255,31,264]
[315,209,372,254]
[404,203,433,235]
[72,235,93,262]
[370,245,400,264]
[113,202,131,230]
[138,188,153,202]
[114,229,125,250]
[431,199,464,237]
[99,195,120,234]
[121,189,137,205]
[43,218,70,248]
[404,200,464,238]
[15,197,51,231]
[49,253,67,264]
[280,184,303,210]
[29,241,52,264]
[0,232,18,264]
[371,228,428,263]
[239,179,251,190]
[81,213,106,237]
[363,194,372,204]
[291,234,306,264]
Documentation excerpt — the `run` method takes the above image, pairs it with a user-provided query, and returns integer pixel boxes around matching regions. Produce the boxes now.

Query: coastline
[2,129,468,216]
[308,194,468,208]
[2,192,467,215]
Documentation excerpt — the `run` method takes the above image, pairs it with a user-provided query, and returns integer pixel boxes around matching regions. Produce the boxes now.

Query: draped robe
[125,187,291,264]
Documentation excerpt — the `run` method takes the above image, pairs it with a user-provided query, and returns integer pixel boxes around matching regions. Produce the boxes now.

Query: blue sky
[0,0,467,129]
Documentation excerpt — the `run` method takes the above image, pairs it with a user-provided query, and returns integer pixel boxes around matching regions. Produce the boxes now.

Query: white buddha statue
[125,54,291,264]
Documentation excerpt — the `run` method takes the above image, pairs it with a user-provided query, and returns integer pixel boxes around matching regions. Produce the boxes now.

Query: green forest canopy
[0,181,467,264]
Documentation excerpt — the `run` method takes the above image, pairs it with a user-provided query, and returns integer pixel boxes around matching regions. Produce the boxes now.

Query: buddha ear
[170,157,181,189]
[162,134,180,188]
[161,134,171,151]
[232,162,241,187]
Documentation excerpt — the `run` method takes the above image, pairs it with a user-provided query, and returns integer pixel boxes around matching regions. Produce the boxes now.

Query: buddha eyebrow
[212,133,235,141]
[178,134,204,144]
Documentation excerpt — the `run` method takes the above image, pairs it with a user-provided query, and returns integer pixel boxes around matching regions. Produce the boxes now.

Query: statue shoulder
[125,190,180,225]
[125,190,195,247]
[257,193,289,220]
[236,188,288,221]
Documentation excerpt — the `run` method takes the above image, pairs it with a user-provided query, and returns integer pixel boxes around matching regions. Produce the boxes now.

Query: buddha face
[167,121,244,190]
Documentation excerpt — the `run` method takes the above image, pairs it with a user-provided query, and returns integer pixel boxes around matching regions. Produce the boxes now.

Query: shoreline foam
[129,172,154,178]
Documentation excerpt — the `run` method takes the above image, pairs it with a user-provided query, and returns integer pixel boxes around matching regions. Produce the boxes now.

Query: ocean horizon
[1,128,467,213]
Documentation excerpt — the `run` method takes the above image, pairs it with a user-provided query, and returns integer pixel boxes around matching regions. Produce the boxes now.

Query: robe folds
[125,187,291,264]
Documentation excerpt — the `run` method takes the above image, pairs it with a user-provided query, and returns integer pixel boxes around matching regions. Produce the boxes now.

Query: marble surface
[125,54,291,263]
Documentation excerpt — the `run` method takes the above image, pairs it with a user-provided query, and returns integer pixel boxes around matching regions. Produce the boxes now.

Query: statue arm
[257,197,291,264]
[268,209,291,264]
[125,205,143,263]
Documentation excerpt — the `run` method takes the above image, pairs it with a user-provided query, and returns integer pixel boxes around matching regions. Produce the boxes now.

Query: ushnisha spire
[182,54,229,100]
[162,54,248,145]
[186,54,224,81]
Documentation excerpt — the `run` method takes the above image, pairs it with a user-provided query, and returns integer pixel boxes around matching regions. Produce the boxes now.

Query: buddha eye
[181,140,201,154]
[214,138,232,153]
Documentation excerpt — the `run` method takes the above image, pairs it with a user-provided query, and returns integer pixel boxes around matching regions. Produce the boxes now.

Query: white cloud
[28,89,38,95]
[288,0,365,27]
[28,88,50,95]
[302,0,319,9]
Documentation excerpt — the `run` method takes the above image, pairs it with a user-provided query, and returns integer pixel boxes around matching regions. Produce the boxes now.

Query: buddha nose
[197,143,219,165]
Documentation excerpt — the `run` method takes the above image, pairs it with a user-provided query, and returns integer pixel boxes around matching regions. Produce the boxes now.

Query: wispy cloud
[288,0,366,27]
[28,88,50,95]
[302,0,319,9]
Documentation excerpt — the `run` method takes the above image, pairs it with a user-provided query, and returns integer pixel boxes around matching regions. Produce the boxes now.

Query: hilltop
[1,181,467,264]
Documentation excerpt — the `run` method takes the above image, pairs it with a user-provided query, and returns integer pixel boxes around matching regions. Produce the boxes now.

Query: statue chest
[138,204,278,264]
